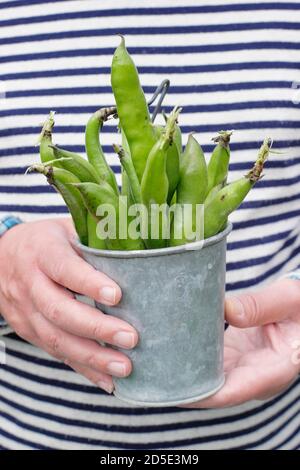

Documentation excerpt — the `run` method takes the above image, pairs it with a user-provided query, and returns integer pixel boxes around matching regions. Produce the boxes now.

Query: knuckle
[4,279,22,303]
[50,258,67,284]
[77,273,91,292]
[76,268,97,297]
[29,278,38,300]
[86,353,101,370]
[30,276,42,301]
[47,345,64,361]
[43,301,61,324]
[44,347,64,362]
[243,293,260,325]
[46,333,62,354]
[9,316,28,339]
[91,321,105,340]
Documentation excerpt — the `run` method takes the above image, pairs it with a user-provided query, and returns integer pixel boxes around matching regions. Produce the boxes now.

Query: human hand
[0,218,138,394]
[183,278,300,408]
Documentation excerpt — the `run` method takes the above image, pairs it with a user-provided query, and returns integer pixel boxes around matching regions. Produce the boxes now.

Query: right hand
[0,217,139,393]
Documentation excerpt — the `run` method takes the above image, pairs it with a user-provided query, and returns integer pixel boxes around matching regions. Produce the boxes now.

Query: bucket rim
[75,222,232,259]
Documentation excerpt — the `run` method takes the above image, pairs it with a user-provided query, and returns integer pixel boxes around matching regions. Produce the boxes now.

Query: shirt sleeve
[281,270,300,281]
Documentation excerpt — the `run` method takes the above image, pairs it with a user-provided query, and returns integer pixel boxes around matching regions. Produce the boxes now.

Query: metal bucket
[77,223,232,407]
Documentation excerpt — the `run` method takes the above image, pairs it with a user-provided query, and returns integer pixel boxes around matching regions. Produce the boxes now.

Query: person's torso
[0,0,299,450]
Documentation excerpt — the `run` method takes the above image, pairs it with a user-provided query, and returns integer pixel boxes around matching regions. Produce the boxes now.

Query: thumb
[225,278,300,328]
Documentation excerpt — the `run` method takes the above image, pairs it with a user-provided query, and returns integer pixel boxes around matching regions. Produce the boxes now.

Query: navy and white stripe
[0,0,299,450]
[0,336,299,450]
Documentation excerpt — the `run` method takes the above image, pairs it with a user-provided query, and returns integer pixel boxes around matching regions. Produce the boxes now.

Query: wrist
[0,215,22,237]
[0,215,23,336]
[0,214,23,254]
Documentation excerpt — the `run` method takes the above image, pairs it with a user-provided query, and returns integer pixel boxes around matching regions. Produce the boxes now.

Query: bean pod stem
[50,145,101,183]
[206,130,233,196]
[204,137,272,239]
[154,123,181,204]
[113,143,142,205]
[28,164,88,245]
[38,111,61,167]
[85,107,119,194]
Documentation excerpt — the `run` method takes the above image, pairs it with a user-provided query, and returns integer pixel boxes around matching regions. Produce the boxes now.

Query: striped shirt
[0,0,299,450]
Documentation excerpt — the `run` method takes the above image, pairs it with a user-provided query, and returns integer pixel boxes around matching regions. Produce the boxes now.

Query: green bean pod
[120,127,133,201]
[204,183,223,208]
[113,143,142,205]
[111,36,157,182]
[74,182,145,251]
[204,137,272,239]
[178,134,207,205]
[75,182,123,250]
[162,112,182,154]
[87,212,106,249]
[174,122,182,155]
[118,128,140,245]
[169,134,207,246]
[121,168,130,198]
[38,111,61,167]
[141,107,181,249]
[206,130,233,195]
[28,164,88,245]
[50,145,101,183]
[154,124,180,204]
[85,107,119,194]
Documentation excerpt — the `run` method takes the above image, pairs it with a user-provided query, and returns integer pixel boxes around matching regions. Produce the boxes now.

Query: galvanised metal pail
[77,223,232,407]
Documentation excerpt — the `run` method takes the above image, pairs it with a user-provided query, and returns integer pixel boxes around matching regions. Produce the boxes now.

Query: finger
[38,242,122,306]
[27,335,114,395]
[181,355,296,409]
[0,297,42,348]
[31,311,133,377]
[32,274,138,349]
[256,378,296,401]
[65,360,114,394]
[28,328,115,393]
[225,278,300,328]
[8,318,38,347]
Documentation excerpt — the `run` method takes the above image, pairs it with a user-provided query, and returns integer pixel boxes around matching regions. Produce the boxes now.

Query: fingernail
[229,296,245,317]
[100,286,117,305]
[113,331,136,349]
[107,361,127,377]
[97,380,114,394]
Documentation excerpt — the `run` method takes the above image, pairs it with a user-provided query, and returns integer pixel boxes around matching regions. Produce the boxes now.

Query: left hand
[183,278,300,408]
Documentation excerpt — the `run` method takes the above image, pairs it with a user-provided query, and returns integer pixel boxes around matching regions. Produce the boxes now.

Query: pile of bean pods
[29,36,272,251]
